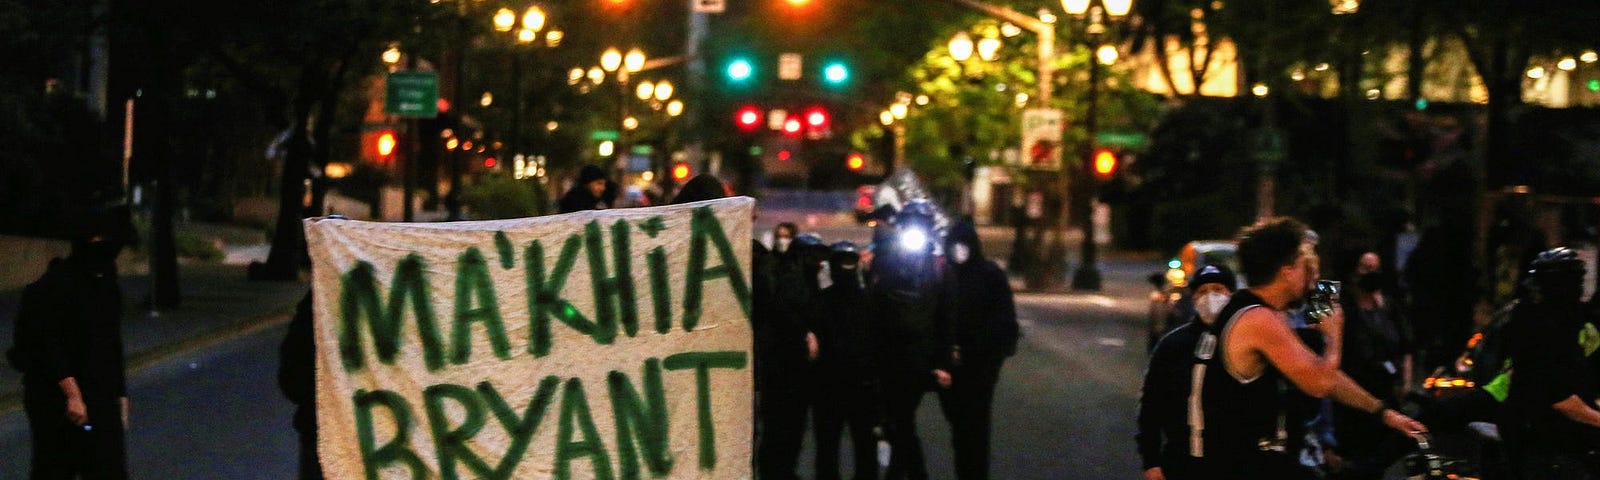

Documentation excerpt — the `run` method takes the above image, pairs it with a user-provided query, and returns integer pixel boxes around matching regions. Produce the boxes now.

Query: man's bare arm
[1237,309,1339,397]
[1553,395,1600,428]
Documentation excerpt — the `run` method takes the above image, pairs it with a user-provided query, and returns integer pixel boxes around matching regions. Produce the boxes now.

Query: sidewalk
[0,262,307,414]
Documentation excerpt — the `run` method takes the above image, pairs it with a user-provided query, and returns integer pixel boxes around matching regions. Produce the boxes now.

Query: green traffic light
[823,62,849,85]
[727,59,754,82]
[1588,78,1600,92]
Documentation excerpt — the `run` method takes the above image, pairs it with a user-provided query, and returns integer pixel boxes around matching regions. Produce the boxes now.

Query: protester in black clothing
[871,200,956,480]
[1136,264,1236,480]
[557,165,612,213]
[1501,248,1600,479]
[1194,218,1424,480]
[758,228,821,480]
[9,233,130,479]
[1331,252,1415,480]
[279,293,323,480]
[937,221,1018,480]
[811,241,883,480]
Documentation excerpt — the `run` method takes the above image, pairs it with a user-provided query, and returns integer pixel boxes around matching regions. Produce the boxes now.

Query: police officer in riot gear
[869,200,956,480]
[1502,247,1600,479]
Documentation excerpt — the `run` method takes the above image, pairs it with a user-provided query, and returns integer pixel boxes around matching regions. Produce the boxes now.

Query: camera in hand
[1305,280,1341,325]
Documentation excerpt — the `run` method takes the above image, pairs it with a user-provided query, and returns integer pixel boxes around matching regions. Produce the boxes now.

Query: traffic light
[672,162,692,181]
[735,105,761,130]
[822,61,849,86]
[376,131,397,158]
[847,153,866,171]
[804,106,829,128]
[726,58,754,82]
[484,157,498,169]
[1093,148,1118,178]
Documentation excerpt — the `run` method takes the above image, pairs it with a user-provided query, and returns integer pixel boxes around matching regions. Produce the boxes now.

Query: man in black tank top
[1189,218,1426,479]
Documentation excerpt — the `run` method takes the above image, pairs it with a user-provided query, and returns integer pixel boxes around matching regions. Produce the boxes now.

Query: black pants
[814,380,881,480]
[883,377,930,480]
[1511,445,1600,480]
[294,406,325,480]
[24,391,127,480]
[938,357,1004,480]
[758,384,810,480]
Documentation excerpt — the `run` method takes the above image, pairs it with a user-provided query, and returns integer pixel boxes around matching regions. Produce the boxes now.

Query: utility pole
[685,6,710,173]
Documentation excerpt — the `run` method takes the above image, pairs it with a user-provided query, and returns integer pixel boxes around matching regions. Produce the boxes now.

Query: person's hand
[1142,467,1166,480]
[64,396,88,426]
[934,369,953,389]
[120,397,130,430]
[1317,302,1345,334]
[806,333,819,362]
[1381,409,1427,435]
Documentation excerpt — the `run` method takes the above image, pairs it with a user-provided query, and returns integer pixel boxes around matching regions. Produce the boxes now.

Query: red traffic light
[847,153,866,171]
[484,157,498,168]
[778,150,792,161]
[1093,148,1117,177]
[735,106,761,130]
[376,131,397,158]
[672,162,692,181]
[804,107,829,128]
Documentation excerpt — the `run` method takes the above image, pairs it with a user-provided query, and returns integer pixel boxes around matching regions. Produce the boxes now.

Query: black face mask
[1357,273,1382,292]
[73,239,122,273]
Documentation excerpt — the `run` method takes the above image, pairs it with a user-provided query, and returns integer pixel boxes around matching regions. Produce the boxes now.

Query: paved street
[0,262,1158,480]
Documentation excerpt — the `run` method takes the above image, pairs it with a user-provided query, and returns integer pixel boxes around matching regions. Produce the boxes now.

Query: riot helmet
[1524,247,1585,305]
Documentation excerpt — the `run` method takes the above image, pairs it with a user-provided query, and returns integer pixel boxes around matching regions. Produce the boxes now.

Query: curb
[0,306,297,417]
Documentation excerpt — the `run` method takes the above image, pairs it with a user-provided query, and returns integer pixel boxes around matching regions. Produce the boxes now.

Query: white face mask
[775,238,792,253]
[952,243,971,264]
[1195,292,1230,324]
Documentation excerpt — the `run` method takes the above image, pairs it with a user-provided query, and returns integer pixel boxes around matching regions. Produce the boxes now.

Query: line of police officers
[751,199,1019,480]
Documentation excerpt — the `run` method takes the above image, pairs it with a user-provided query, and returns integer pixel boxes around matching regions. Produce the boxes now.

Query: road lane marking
[1096,337,1127,348]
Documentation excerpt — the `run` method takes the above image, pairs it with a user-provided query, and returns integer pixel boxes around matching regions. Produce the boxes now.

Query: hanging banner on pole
[1022,108,1065,170]
[304,197,756,480]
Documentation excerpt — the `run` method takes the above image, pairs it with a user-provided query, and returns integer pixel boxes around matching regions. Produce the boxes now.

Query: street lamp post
[1064,0,1130,291]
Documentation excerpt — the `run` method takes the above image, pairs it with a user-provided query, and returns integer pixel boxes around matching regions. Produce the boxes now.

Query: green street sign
[631,145,654,155]
[385,71,439,118]
[1096,131,1149,149]
[590,130,619,141]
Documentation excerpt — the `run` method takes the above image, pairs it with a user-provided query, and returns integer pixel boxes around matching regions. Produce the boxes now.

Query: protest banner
[303,197,755,480]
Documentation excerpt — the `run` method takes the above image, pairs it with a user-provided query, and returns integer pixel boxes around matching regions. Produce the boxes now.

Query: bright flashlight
[899,228,928,252]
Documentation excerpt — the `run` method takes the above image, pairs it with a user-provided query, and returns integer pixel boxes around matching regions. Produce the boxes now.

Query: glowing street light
[1583,50,1599,64]
[1103,0,1133,16]
[521,6,546,33]
[600,48,623,72]
[479,92,493,107]
[1061,0,1091,15]
[587,67,605,85]
[381,44,402,65]
[977,36,1002,61]
[624,48,646,73]
[653,80,674,101]
[517,28,537,44]
[667,100,684,117]
[1251,82,1270,97]
[1096,44,1119,65]
[890,102,908,120]
[1330,0,1359,15]
[949,32,975,62]
[623,117,640,130]
[493,8,516,32]
[636,81,655,100]
[1558,58,1578,71]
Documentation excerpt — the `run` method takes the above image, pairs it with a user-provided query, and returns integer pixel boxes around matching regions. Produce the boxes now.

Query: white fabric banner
[304,198,755,480]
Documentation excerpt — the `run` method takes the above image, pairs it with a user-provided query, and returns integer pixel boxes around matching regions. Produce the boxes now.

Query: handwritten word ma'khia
[333,207,752,480]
